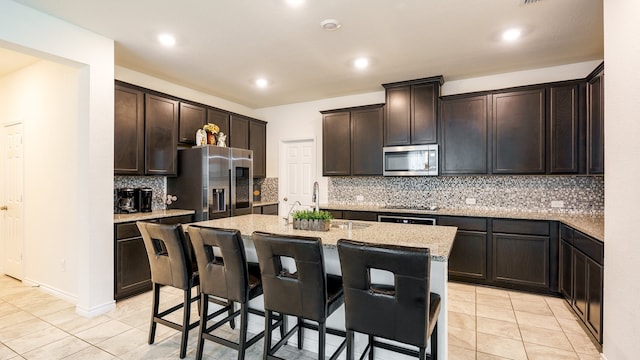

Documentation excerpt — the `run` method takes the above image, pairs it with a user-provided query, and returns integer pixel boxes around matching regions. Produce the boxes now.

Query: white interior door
[2,123,24,279]
[280,139,315,216]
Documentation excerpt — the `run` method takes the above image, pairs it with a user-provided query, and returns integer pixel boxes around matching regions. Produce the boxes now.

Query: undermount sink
[330,220,372,230]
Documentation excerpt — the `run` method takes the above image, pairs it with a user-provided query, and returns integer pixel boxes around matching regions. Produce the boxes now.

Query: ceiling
[9,0,603,108]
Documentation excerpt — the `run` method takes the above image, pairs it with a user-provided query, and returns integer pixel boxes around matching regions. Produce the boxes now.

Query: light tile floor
[0,275,601,359]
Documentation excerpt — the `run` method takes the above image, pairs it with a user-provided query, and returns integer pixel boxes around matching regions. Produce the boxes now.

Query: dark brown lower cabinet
[491,233,550,290]
[114,214,194,300]
[253,204,278,215]
[559,224,604,345]
[449,231,488,281]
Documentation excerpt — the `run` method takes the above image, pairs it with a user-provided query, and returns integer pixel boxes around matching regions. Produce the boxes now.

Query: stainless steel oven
[377,215,436,225]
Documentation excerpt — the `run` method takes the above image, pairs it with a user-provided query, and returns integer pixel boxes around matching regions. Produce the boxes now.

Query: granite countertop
[114,209,195,224]
[253,201,279,207]
[320,204,604,242]
[188,214,457,262]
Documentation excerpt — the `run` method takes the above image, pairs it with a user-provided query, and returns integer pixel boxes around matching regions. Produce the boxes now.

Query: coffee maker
[135,187,153,213]
[114,188,137,213]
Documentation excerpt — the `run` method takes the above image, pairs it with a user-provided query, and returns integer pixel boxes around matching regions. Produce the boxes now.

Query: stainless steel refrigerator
[167,146,253,221]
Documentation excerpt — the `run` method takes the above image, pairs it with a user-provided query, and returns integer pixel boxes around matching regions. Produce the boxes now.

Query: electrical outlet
[356,195,364,202]
[465,198,477,205]
[551,200,565,208]
[60,259,66,272]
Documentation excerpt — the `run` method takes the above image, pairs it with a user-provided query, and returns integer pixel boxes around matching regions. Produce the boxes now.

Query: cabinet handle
[0,205,7,211]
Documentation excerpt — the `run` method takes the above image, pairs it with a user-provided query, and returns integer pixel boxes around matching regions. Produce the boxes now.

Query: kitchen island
[188,214,457,359]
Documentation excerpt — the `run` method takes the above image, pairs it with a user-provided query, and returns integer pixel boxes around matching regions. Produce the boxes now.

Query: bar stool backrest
[188,226,250,303]
[252,231,328,322]
[137,221,194,291]
[337,239,432,347]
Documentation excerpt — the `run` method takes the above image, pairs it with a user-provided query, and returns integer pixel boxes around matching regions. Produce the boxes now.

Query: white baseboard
[76,300,116,318]
[22,277,77,304]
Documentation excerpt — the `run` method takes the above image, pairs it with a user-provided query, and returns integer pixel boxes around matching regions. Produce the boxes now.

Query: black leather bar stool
[188,225,285,360]
[136,221,200,359]
[336,239,441,360]
[252,231,347,360]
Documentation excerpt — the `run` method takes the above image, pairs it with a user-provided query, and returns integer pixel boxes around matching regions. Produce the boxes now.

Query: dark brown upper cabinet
[114,84,144,175]
[321,104,384,176]
[144,94,178,175]
[440,94,491,175]
[383,76,443,146]
[207,108,230,140]
[587,63,604,174]
[230,115,250,149]
[492,88,546,174]
[178,102,206,145]
[548,82,585,174]
[250,120,267,178]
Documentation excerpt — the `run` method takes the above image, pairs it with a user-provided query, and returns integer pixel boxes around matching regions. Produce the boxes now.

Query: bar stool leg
[430,324,438,360]
[149,283,160,344]
[297,317,304,349]
[346,330,355,360]
[179,289,191,358]
[196,295,209,360]
[237,304,249,360]
[368,335,374,360]
[228,301,236,329]
[318,321,326,360]
[263,310,273,360]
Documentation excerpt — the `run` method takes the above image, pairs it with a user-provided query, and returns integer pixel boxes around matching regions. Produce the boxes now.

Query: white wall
[0,0,115,316]
[116,66,256,118]
[602,0,640,359]
[0,60,80,298]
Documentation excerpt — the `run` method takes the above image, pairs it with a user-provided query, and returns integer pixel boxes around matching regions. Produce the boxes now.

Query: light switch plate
[551,200,565,208]
[356,195,364,202]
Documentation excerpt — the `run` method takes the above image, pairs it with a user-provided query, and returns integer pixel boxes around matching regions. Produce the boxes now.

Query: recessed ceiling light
[255,78,269,88]
[320,19,341,31]
[502,28,521,42]
[354,57,369,69]
[285,0,305,7]
[158,33,176,47]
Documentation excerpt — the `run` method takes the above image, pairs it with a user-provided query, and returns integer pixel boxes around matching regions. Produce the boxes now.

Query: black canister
[135,187,153,212]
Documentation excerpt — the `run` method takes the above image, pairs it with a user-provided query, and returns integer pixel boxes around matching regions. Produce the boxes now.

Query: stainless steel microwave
[383,144,438,176]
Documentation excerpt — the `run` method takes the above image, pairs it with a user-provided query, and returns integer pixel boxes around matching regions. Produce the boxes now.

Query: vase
[207,132,216,145]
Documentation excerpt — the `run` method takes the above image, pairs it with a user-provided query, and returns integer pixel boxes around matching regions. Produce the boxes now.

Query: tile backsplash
[114,176,166,210]
[328,176,604,215]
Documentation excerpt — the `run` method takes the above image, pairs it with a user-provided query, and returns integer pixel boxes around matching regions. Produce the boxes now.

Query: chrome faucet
[284,200,301,226]
[312,181,320,212]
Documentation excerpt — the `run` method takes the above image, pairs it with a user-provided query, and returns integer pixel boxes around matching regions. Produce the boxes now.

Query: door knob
[0,205,7,211]
[283,197,288,202]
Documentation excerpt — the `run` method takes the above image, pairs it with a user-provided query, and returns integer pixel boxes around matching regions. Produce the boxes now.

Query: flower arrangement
[292,210,333,231]
[202,123,220,145]
[203,123,220,134]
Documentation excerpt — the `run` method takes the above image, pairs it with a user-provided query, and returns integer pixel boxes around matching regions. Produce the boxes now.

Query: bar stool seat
[252,231,347,360]
[337,238,440,360]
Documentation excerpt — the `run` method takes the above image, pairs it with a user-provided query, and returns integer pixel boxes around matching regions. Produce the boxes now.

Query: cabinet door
[351,107,383,175]
[549,84,582,174]
[572,250,588,318]
[448,230,488,281]
[384,86,411,146]
[250,120,267,178]
[145,94,178,175]
[440,95,490,174]
[207,108,230,138]
[178,102,206,145]
[559,239,574,300]
[586,258,603,342]
[588,72,604,174]
[492,88,546,174]
[411,82,438,144]
[491,233,550,290]
[115,236,151,300]
[114,85,144,175]
[322,112,351,176]
[343,211,378,221]
[230,115,249,149]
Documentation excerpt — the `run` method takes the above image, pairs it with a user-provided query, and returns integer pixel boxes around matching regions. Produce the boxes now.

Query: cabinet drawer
[493,219,550,236]
[159,215,194,225]
[574,231,604,265]
[438,216,487,231]
[116,223,141,240]
[262,204,278,215]
[561,224,574,243]
[343,211,378,221]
